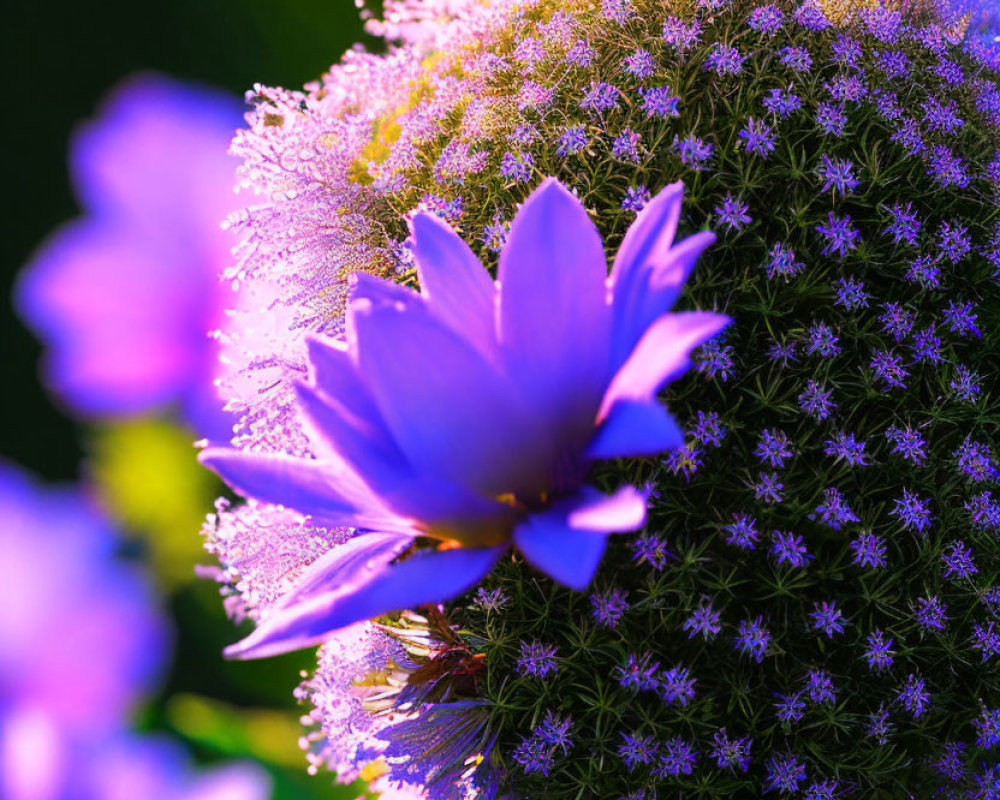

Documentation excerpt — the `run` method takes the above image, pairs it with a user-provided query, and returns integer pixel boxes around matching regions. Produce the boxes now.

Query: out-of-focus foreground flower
[0,461,270,800]
[15,73,243,440]
[201,177,726,659]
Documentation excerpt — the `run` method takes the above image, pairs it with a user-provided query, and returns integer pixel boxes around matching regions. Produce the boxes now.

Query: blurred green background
[2,2,372,798]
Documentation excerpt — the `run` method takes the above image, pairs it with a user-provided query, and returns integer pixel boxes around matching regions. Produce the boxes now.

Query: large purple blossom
[202,178,727,658]
[15,74,241,439]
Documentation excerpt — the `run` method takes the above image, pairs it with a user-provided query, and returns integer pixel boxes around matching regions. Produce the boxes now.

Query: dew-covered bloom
[891,489,934,534]
[809,602,846,638]
[715,193,752,231]
[816,212,861,257]
[734,617,771,663]
[771,530,812,568]
[15,74,241,439]
[815,154,858,194]
[683,600,722,640]
[850,531,887,569]
[738,117,777,158]
[202,179,727,658]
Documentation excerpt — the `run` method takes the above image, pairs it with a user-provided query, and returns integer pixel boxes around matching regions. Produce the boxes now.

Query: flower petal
[611,230,717,367]
[586,399,685,459]
[498,178,611,441]
[601,311,731,416]
[513,486,647,590]
[611,180,684,285]
[224,544,506,659]
[410,211,498,359]
[352,299,553,499]
[198,447,410,532]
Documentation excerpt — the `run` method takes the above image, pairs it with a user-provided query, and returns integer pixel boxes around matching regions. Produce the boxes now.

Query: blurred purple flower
[202,178,728,659]
[15,74,243,439]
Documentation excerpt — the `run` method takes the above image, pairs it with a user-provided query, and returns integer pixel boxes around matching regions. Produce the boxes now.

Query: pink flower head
[15,74,242,439]
[201,177,728,659]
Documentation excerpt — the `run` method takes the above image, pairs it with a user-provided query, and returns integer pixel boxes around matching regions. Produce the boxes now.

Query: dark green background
[2,3,371,796]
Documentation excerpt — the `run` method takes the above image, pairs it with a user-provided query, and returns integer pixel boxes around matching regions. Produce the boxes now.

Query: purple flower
[927,145,971,189]
[943,300,981,338]
[616,653,660,691]
[816,212,861,258]
[684,600,722,640]
[724,514,761,549]
[824,431,869,466]
[805,321,840,357]
[814,487,859,530]
[809,602,846,639]
[765,754,807,793]
[934,743,967,781]
[556,125,589,157]
[951,364,982,403]
[824,73,867,103]
[865,630,895,670]
[954,439,999,482]
[632,532,672,570]
[804,668,837,702]
[885,425,927,464]
[875,49,912,79]
[612,129,642,163]
[923,95,965,134]
[771,530,812,568]
[763,88,802,118]
[905,256,941,289]
[623,48,656,79]
[816,101,847,137]
[621,185,651,213]
[705,44,747,76]
[975,707,1000,749]
[869,349,909,390]
[675,133,714,170]
[15,75,241,439]
[618,732,658,770]
[968,491,1000,532]
[898,673,931,718]
[794,0,832,30]
[734,617,771,662]
[518,640,559,679]
[202,179,728,657]
[867,707,892,745]
[738,117,777,158]
[663,443,704,480]
[911,326,944,364]
[972,622,1000,662]
[710,729,752,772]
[832,276,869,310]
[942,541,978,580]
[778,45,812,72]
[768,339,798,366]
[659,666,696,706]
[662,16,702,52]
[798,380,835,421]
[815,154,859,195]
[884,201,921,246]
[500,151,535,183]
[914,595,949,631]
[832,34,863,67]
[873,89,902,120]
[580,81,621,112]
[475,586,509,611]
[601,0,634,24]
[715,193,752,231]
[765,242,804,280]
[639,86,680,118]
[591,588,629,628]
[654,737,698,776]
[804,780,840,800]
[775,693,806,724]
[878,302,915,341]
[752,472,785,504]
[850,531,887,569]
[691,410,727,447]
[937,220,972,263]
[696,339,735,380]
[748,4,784,34]
[891,118,925,156]
[755,428,794,468]
[891,489,934,534]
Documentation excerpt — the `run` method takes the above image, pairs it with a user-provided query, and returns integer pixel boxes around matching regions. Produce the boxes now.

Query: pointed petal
[611,181,684,284]
[498,178,611,440]
[198,447,410,532]
[410,211,498,359]
[612,230,717,367]
[602,311,731,416]
[513,486,648,590]
[353,300,553,499]
[305,336,376,423]
[225,544,505,659]
[587,399,685,459]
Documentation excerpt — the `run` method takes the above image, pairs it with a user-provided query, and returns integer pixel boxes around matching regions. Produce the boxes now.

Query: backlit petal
[587,399,685,459]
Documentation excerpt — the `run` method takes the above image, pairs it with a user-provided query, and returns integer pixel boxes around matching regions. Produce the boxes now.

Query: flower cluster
[200,0,1000,798]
